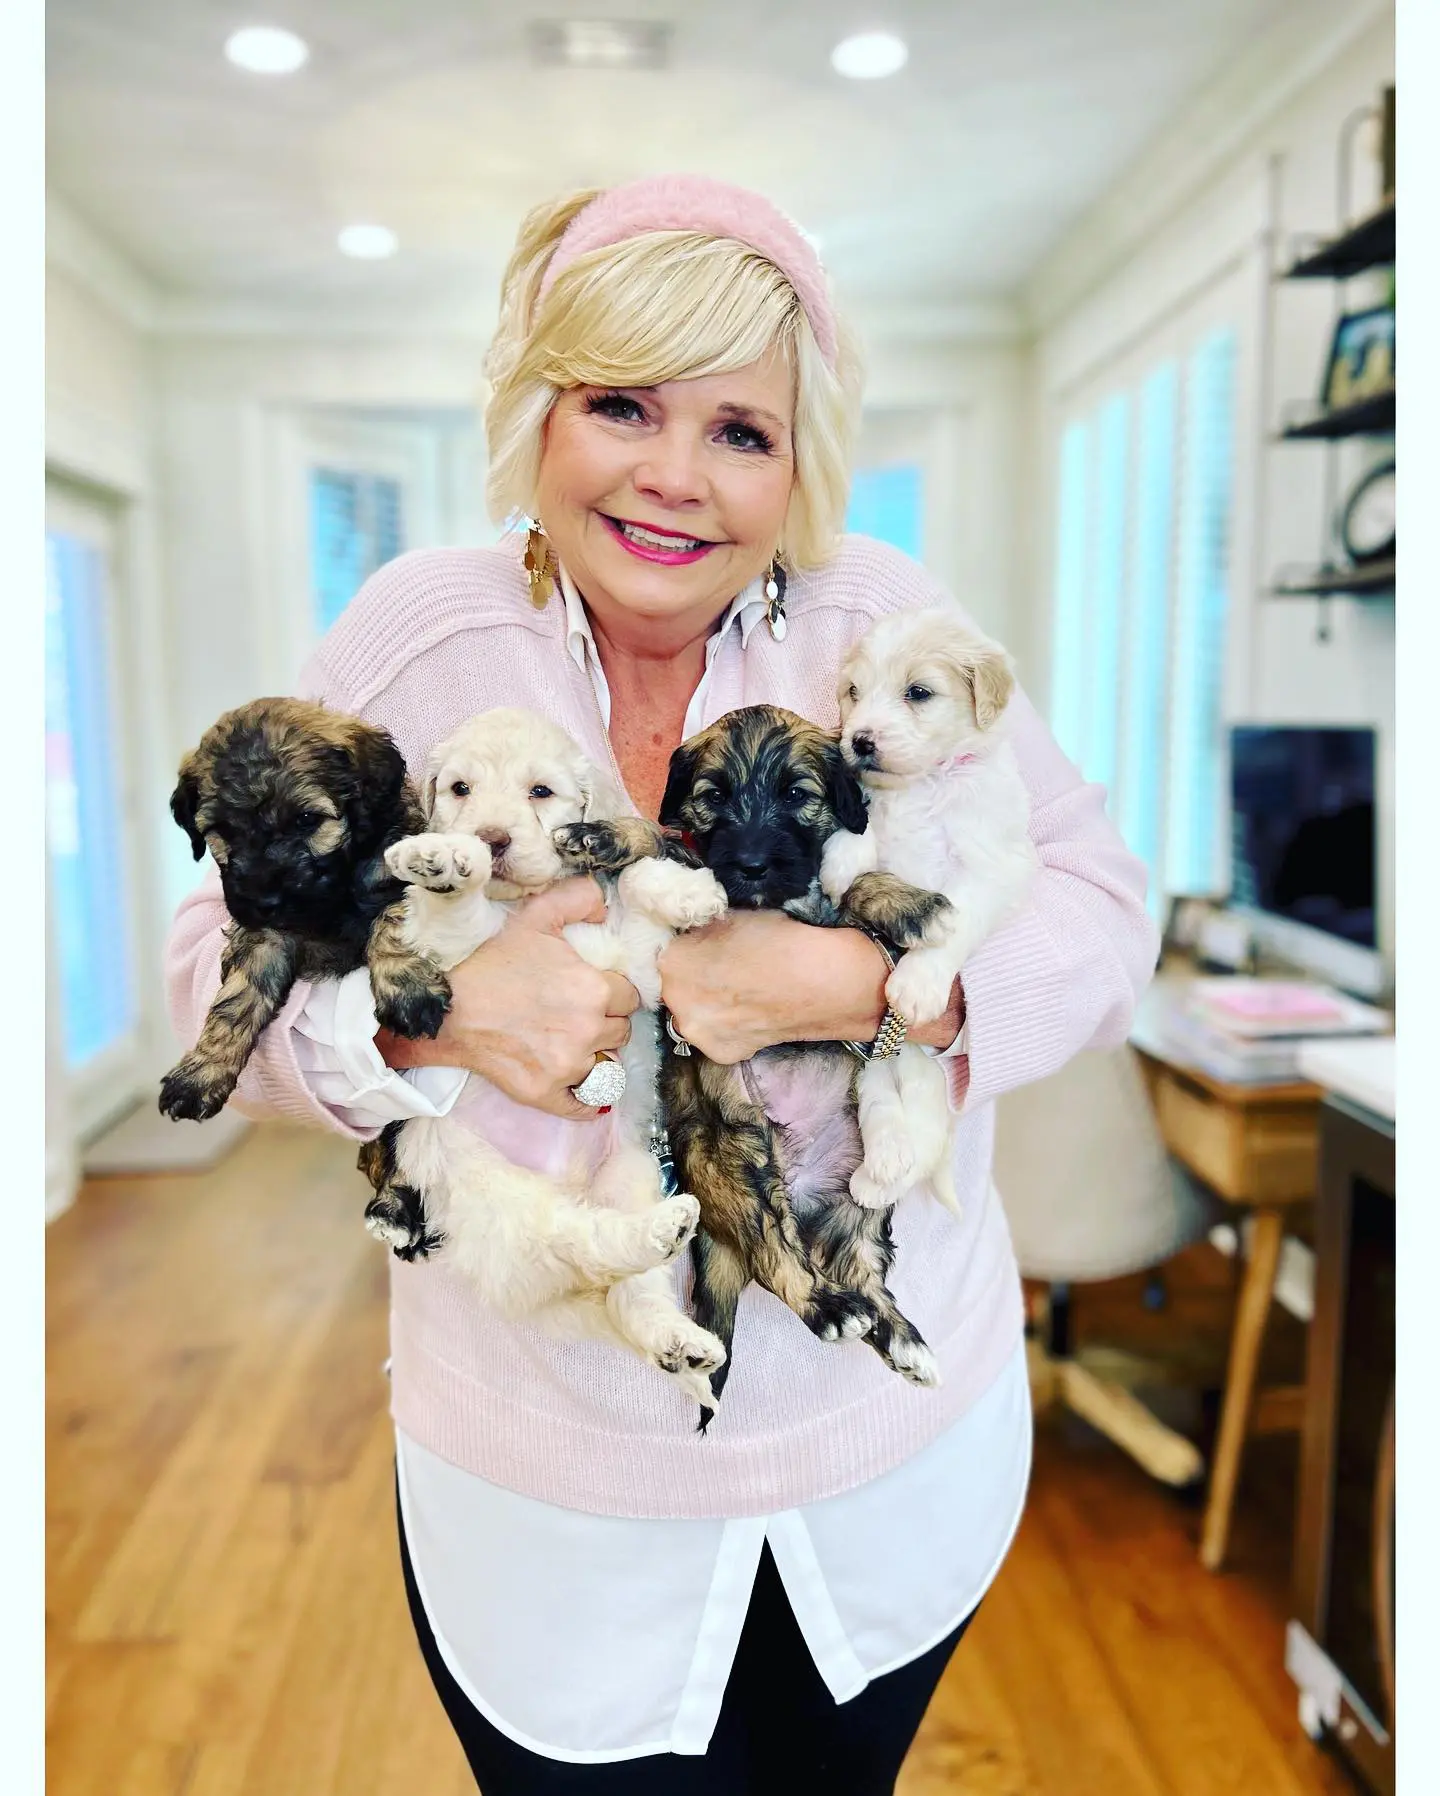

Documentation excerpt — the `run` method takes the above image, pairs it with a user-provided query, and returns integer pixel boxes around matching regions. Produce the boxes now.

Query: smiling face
[532,352,797,641]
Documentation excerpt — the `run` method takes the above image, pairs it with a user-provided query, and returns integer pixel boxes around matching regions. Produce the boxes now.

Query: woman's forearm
[784,923,964,1053]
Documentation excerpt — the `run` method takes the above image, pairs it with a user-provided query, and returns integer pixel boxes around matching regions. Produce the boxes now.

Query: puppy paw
[364,1194,445,1262]
[371,961,451,1040]
[644,1193,700,1264]
[158,1056,234,1122]
[819,828,875,904]
[619,858,727,930]
[386,833,491,892]
[887,1334,941,1388]
[807,1287,876,1343]
[552,821,635,874]
[884,948,959,1027]
[849,1161,910,1210]
[651,1316,727,1407]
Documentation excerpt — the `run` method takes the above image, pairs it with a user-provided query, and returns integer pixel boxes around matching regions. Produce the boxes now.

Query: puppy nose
[851,731,876,760]
[476,828,511,855]
[734,853,768,881]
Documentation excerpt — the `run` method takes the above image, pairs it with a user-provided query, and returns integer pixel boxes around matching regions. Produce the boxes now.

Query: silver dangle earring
[764,554,787,641]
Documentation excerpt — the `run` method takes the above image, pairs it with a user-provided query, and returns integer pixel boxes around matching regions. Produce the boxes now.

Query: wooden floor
[47,1122,1356,1796]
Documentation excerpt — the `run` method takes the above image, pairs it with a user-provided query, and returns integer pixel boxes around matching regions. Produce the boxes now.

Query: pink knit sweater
[166,535,1158,1519]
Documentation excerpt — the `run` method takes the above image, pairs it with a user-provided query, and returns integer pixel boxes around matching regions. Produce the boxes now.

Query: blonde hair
[484,191,864,570]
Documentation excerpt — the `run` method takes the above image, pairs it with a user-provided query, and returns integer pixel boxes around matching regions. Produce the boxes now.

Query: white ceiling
[48,0,1316,333]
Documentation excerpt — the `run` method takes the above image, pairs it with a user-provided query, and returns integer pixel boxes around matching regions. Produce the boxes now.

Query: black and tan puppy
[556,704,949,1418]
[160,698,450,1123]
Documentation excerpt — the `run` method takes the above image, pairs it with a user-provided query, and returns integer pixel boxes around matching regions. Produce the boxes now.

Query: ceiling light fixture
[337,224,399,260]
[224,25,310,75]
[528,19,673,70]
[831,30,908,80]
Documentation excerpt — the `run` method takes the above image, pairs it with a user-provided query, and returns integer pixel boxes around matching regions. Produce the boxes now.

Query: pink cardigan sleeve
[946,689,1160,1115]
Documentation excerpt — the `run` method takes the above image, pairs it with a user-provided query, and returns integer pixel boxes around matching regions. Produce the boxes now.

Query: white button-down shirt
[292,566,1019,1759]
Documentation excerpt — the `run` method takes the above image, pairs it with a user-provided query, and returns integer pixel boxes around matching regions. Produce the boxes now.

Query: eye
[529,784,553,800]
[718,420,774,454]
[450,780,470,797]
[585,391,646,424]
[783,781,811,805]
[294,810,323,833]
[905,684,934,704]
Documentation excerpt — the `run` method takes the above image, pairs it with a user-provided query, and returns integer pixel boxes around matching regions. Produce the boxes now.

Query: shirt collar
[558,562,769,676]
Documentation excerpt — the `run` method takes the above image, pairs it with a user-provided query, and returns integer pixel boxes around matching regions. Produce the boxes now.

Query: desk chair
[993,1045,1221,1487]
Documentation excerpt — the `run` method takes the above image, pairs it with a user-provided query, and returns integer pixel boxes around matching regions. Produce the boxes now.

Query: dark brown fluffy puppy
[160,698,450,1124]
[556,704,947,1421]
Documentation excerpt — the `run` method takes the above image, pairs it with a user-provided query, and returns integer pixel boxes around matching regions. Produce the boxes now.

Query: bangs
[526,234,802,393]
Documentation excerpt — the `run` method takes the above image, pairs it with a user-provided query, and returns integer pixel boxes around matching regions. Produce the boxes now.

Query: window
[309,468,404,632]
[1050,327,1237,909]
[45,529,136,1069]
[846,463,922,560]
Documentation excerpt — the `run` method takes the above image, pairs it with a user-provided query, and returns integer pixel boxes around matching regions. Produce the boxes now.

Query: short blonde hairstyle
[484,190,864,570]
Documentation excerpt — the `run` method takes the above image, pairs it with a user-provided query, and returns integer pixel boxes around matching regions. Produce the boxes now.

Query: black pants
[398,1491,974,1795]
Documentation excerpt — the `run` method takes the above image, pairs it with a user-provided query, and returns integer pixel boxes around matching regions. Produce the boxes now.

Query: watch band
[844,929,909,1062]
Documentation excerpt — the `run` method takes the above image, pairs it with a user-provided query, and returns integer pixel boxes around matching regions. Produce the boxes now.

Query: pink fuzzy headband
[535,174,838,369]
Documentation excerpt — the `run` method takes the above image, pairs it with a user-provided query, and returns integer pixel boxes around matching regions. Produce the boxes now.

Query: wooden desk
[1131,981,1324,1571]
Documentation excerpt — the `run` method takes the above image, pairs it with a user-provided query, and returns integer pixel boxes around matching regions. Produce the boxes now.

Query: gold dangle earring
[764,553,787,641]
[523,518,558,610]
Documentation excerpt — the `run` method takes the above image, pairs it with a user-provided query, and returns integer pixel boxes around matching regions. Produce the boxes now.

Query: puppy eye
[450,780,470,797]
[905,684,934,704]
[783,781,810,804]
[294,810,323,832]
[529,784,553,800]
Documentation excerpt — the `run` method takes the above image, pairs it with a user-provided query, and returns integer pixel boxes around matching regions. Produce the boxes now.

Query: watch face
[1341,462,1396,563]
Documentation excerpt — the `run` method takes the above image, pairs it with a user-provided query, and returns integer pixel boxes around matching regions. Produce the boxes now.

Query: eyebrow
[715,402,790,434]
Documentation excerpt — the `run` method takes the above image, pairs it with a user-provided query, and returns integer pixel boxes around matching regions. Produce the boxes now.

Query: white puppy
[821,608,1037,1210]
[374,708,730,1406]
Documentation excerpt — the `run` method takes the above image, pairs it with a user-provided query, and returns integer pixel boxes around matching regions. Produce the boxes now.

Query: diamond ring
[571,1053,627,1108]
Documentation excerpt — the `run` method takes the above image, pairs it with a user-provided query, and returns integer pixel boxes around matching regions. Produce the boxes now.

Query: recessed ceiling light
[338,224,399,260]
[224,26,310,75]
[528,19,672,70]
[831,31,908,80]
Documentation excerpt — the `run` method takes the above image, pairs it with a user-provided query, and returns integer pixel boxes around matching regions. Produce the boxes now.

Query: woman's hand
[659,913,963,1064]
[378,878,640,1120]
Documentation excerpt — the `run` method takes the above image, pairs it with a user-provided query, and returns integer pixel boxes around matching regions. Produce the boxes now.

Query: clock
[1339,459,1396,565]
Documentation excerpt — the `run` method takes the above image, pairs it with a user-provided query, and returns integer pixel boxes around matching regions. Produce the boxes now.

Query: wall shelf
[1278,389,1394,442]
[1280,202,1394,281]
[1271,558,1395,599]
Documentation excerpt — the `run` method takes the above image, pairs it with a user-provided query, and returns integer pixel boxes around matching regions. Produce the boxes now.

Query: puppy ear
[169,757,207,861]
[822,741,869,835]
[968,644,1015,730]
[347,728,409,849]
[579,765,624,822]
[659,743,700,828]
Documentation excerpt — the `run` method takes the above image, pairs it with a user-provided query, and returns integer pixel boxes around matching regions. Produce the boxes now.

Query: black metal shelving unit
[1271,557,1395,599]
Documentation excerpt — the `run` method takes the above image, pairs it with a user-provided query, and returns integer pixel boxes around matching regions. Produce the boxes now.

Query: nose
[733,852,768,881]
[851,731,876,761]
[633,428,709,510]
[477,827,511,856]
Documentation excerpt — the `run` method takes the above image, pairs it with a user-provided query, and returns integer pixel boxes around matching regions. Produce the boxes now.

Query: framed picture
[1322,306,1395,411]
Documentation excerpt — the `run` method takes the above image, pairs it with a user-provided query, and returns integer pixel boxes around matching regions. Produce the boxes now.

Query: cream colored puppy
[821,608,1038,1210]
[379,708,730,1406]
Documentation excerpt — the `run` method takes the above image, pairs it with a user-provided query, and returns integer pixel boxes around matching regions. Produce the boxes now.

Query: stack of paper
[1159,980,1388,1085]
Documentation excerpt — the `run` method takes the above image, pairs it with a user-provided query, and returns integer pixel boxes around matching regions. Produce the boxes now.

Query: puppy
[570,704,950,1417]
[358,708,730,1407]
[822,608,1038,1209]
[159,699,450,1122]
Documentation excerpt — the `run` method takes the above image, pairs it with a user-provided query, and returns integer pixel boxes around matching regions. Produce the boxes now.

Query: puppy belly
[744,1051,861,1208]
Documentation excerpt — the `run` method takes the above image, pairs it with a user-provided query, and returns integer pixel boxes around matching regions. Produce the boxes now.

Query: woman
[167,175,1158,1792]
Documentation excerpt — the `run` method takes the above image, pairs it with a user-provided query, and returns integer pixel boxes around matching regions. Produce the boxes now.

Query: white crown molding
[46,188,162,330]
[849,298,1027,348]
[1021,0,1394,336]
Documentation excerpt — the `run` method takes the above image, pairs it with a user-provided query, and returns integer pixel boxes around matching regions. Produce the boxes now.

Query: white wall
[1019,5,1396,959]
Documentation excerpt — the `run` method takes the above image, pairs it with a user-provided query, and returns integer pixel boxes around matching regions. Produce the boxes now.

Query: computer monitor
[1229,725,1382,997]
